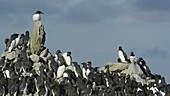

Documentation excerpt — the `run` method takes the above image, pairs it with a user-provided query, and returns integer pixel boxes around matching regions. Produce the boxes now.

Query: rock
[29,54,40,63]
[33,62,41,72]
[104,62,129,72]
[132,74,147,85]
[126,62,143,76]
[31,21,46,55]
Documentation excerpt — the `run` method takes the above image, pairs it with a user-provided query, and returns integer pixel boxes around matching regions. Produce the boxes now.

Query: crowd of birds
[0,31,169,96]
[0,10,169,96]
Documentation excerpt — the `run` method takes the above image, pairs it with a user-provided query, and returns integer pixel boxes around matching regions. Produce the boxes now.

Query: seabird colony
[0,11,169,96]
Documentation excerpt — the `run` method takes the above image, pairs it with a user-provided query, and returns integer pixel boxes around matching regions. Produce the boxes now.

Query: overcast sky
[0,0,170,83]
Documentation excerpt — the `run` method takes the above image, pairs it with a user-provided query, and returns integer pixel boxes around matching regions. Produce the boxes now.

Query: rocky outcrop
[31,21,46,55]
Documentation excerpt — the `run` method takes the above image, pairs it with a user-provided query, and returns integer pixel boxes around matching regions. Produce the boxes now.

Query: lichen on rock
[31,20,46,55]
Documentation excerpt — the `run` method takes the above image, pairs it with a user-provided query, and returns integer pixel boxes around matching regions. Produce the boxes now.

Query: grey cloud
[62,0,123,23]
[129,0,170,22]
[135,0,170,11]
[132,11,170,22]
[0,0,65,28]
[0,1,64,15]
[1,0,170,24]
[143,47,169,59]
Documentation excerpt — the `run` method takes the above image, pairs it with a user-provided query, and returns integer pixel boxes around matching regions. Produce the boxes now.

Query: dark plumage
[73,61,83,78]
[0,56,5,68]
[55,50,66,66]
[137,57,154,78]
[35,10,44,14]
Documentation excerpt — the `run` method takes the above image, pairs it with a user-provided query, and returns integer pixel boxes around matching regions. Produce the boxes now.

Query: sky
[0,0,170,83]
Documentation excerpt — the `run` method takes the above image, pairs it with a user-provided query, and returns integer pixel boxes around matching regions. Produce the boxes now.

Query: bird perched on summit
[32,10,44,22]
[118,46,129,63]
[129,52,137,63]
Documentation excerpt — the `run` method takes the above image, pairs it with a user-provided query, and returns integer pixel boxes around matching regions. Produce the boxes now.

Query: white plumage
[57,65,66,78]
[149,86,159,94]
[86,68,91,77]
[32,10,43,22]
[32,13,41,21]
[92,82,96,91]
[63,52,72,66]
[118,50,126,62]
[4,70,11,78]
[137,88,142,92]
[63,72,69,78]
[130,55,137,63]
[54,54,58,63]
[14,36,20,48]
[82,68,87,79]
[8,40,16,52]
[73,66,78,77]
[130,52,137,63]
[105,78,109,87]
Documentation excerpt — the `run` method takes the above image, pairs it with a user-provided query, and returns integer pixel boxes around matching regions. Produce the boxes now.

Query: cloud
[62,0,124,24]
[135,0,170,11]
[1,0,170,24]
[130,0,170,22]
[143,47,169,59]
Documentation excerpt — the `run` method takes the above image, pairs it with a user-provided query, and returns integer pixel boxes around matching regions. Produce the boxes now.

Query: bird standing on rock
[118,46,129,63]
[137,57,154,78]
[81,62,88,79]
[73,61,83,78]
[8,33,19,52]
[32,10,44,22]
[54,50,66,66]
[129,52,137,63]
[62,51,72,66]
[31,10,46,55]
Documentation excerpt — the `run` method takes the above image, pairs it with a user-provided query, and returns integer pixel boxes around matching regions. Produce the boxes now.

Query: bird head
[35,10,44,14]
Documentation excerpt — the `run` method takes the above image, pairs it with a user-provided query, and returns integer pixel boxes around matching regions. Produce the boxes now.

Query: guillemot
[32,10,43,22]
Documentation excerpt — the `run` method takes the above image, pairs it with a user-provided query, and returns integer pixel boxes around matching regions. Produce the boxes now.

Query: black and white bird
[8,33,19,52]
[54,50,66,66]
[32,10,44,21]
[14,34,20,48]
[81,62,88,79]
[86,61,92,77]
[23,31,30,46]
[4,38,10,51]
[72,61,83,78]
[3,68,11,79]
[18,34,24,48]
[0,56,5,68]
[137,57,154,78]
[118,46,129,63]
[129,52,137,63]
[62,51,72,66]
